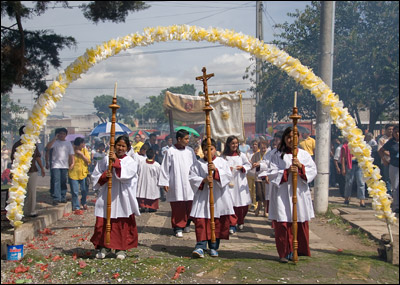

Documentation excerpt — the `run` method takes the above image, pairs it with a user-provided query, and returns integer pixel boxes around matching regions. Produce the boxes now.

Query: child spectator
[1,163,12,185]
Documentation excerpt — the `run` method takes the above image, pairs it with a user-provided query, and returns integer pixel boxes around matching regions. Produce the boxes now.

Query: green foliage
[245,1,399,131]
[80,1,149,23]
[1,93,27,142]
[136,84,196,125]
[93,94,139,124]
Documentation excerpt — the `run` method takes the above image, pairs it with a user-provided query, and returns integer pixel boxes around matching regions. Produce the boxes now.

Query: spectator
[341,139,366,207]
[333,137,345,197]
[45,128,75,206]
[161,136,173,158]
[299,130,315,158]
[378,124,394,195]
[239,140,250,154]
[1,162,12,185]
[11,126,46,217]
[1,145,10,173]
[147,133,161,164]
[132,134,144,153]
[379,125,399,213]
[69,137,91,211]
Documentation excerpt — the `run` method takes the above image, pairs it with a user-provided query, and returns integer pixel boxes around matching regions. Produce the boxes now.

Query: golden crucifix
[195,67,216,243]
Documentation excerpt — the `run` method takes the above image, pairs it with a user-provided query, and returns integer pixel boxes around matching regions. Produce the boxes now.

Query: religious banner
[163,91,245,142]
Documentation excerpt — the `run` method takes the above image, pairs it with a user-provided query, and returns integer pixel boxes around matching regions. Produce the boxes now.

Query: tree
[1,1,149,97]
[1,93,26,142]
[93,94,139,125]
[245,1,399,131]
[136,84,197,126]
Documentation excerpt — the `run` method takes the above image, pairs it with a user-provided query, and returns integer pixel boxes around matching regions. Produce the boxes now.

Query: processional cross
[195,67,217,243]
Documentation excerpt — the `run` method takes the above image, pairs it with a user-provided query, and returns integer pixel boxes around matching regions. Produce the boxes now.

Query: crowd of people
[1,123,398,263]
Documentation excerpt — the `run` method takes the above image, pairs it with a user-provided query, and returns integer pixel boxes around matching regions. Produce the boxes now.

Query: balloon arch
[7,25,395,228]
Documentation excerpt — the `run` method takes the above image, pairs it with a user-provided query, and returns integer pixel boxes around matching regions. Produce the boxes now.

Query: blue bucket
[7,244,24,261]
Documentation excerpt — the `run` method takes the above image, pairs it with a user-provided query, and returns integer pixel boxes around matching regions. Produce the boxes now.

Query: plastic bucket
[7,244,24,261]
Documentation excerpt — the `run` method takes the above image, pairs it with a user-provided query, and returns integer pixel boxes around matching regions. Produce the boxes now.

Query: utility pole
[255,1,263,134]
[314,1,335,214]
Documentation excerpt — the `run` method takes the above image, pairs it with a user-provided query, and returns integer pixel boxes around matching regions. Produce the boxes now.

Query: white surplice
[189,157,235,218]
[92,155,140,219]
[158,145,197,202]
[223,153,252,207]
[266,148,317,223]
[136,160,161,200]
[258,148,277,201]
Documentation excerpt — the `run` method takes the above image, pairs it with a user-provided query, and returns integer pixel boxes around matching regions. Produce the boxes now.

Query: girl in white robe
[266,127,317,263]
[222,136,252,233]
[189,138,234,258]
[90,135,140,260]
[136,148,161,212]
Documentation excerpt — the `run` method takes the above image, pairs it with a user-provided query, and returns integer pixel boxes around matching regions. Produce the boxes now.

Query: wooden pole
[196,67,216,243]
[289,91,301,264]
[106,82,120,245]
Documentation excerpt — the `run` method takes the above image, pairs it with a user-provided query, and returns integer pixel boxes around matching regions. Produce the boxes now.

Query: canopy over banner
[163,91,245,142]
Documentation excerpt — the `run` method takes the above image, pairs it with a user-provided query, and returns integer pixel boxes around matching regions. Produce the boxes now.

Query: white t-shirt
[50,140,74,169]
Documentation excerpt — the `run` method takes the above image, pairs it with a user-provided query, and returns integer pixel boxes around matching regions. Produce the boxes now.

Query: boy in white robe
[158,129,197,237]
[189,138,234,258]
[90,135,140,260]
[137,148,161,212]
[266,127,317,263]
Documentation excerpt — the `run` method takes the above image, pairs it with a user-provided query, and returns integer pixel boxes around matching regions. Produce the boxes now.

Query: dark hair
[274,131,283,139]
[55,128,68,135]
[149,133,157,139]
[176,129,189,140]
[73,137,85,146]
[19,126,25,136]
[140,143,150,152]
[96,142,105,150]
[146,148,155,159]
[278,127,299,159]
[394,125,399,132]
[222,135,240,156]
[115,135,131,151]
[201,138,217,151]
[385,124,394,130]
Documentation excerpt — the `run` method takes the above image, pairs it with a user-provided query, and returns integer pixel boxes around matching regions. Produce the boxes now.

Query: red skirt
[192,216,231,242]
[170,201,193,228]
[272,220,310,258]
[137,198,159,209]
[90,214,138,251]
[233,205,248,225]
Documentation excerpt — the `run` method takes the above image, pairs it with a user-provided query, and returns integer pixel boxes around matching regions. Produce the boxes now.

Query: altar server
[266,127,317,263]
[189,138,234,258]
[90,135,140,260]
[222,135,252,233]
[158,129,197,237]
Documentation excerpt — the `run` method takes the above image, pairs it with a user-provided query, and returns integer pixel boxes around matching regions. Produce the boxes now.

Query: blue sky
[4,1,310,116]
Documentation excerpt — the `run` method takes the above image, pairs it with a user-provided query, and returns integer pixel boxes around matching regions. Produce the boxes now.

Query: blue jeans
[344,163,365,200]
[69,177,87,210]
[195,239,220,250]
[51,168,68,202]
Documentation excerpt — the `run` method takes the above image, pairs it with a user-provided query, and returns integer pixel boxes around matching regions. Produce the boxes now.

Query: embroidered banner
[163,91,245,142]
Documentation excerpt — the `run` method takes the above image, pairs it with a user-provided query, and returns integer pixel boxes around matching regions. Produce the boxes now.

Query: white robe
[258,149,277,201]
[136,160,161,200]
[158,145,197,202]
[223,153,252,207]
[92,155,140,219]
[189,157,235,218]
[266,148,317,223]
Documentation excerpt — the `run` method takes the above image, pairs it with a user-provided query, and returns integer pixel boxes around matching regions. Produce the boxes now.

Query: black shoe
[52,200,59,206]
[60,199,67,203]
[29,214,38,218]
